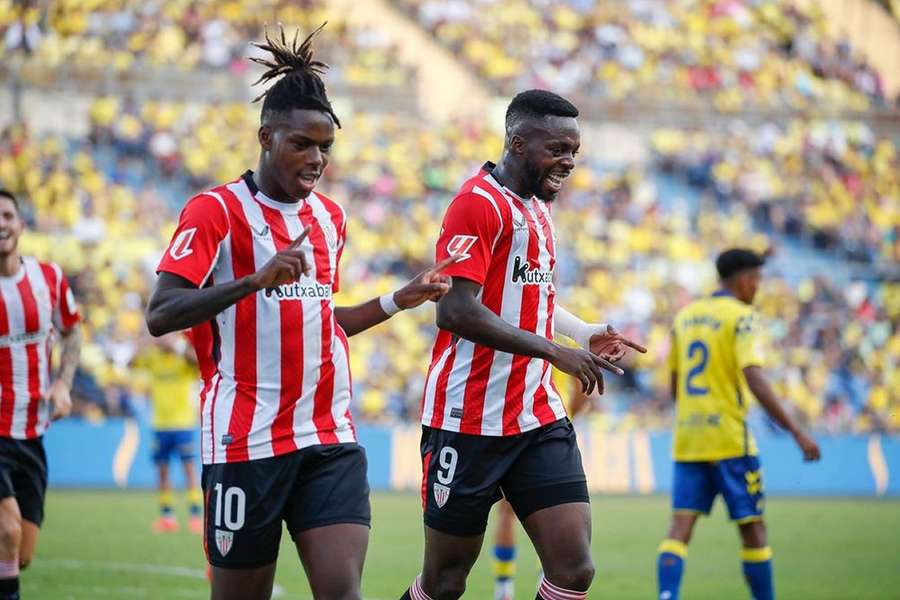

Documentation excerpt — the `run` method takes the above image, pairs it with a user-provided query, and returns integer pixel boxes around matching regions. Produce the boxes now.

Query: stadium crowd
[1,94,896,433]
[398,0,890,110]
[1,0,413,88]
[651,120,899,264]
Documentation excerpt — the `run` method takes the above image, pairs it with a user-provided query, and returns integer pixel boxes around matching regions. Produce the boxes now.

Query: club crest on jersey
[322,223,339,250]
[446,235,478,262]
[511,256,553,285]
[433,483,451,508]
[215,529,233,556]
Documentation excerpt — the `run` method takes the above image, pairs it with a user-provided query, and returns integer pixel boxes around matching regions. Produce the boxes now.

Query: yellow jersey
[134,347,198,431]
[668,291,765,461]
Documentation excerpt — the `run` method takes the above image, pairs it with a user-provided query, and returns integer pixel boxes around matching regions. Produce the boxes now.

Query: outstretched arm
[743,366,820,461]
[335,256,457,337]
[46,323,82,421]
[437,277,622,395]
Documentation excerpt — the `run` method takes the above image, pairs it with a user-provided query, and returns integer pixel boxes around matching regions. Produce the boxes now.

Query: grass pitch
[24,491,900,599]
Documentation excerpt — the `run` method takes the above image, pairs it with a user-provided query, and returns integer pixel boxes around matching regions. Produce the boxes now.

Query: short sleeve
[735,311,765,369]
[53,268,80,331]
[434,192,503,286]
[157,193,230,287]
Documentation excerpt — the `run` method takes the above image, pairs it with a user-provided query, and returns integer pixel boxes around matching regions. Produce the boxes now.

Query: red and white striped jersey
[422,162,566,436]
[157,171,355,465]
[0,257,80,440]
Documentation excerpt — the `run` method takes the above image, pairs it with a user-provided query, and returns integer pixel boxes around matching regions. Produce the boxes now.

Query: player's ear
[509,134,526,157]
[258,124,273,151]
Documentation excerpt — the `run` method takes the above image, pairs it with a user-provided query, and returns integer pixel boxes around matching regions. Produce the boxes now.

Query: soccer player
[145,26,453,600]
[0,189,82,600]
[132,333,203,533]
[401,90,646,600]
[656,248,821,600]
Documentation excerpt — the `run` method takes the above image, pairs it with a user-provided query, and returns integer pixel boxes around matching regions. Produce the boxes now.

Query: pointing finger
[427,254,462,276]
[289,225,312,249]
[618,336,648,354]
[591,353,624,376]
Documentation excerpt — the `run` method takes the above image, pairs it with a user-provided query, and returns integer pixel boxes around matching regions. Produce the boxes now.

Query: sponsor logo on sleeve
[168,227,197,261]
[446,235,478,262]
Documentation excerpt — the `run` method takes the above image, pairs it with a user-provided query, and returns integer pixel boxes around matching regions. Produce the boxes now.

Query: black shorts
[0,436,48,526]
[421,418,589,536]
[201,443,371,569]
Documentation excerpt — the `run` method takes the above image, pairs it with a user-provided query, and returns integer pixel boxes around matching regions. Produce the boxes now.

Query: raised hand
[247,225,312,296]
[393,255,459,310]
[589,324,647,363]
[550,344,624,396]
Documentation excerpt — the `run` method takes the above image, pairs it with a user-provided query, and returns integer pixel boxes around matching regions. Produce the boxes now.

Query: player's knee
[423,566,468,599]
[740,520,767,547]
[546,556,595,591]
[0,518,21,553]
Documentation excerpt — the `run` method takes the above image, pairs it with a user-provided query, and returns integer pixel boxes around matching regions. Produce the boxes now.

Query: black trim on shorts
[508,481,590,522]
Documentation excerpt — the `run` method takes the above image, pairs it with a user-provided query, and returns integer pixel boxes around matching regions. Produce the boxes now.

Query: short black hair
[0,189,19,212]
[505,89,579,134]
[716,248,765,280]
[250,23,341,128]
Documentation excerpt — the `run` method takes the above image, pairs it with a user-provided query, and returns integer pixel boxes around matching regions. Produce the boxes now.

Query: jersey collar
[242,170,307,213]
[712,289,734,298]
[481,161,531,204]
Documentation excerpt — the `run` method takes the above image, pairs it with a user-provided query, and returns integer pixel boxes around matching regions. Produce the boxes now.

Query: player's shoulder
[448,173,510,223]
[27,257,63,282]
[309,191,347,226]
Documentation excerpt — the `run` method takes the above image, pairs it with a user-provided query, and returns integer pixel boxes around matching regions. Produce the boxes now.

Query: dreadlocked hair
[250,23,341,128]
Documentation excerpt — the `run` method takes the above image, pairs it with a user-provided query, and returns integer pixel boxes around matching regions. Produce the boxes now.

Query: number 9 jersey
[667,290,766,462]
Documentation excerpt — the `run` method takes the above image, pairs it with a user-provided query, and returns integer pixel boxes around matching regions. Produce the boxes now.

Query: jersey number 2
[685,340,709,396]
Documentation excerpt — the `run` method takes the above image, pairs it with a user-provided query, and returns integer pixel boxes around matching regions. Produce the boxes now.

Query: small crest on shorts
[215,529,234,557]
[433,483,450,508]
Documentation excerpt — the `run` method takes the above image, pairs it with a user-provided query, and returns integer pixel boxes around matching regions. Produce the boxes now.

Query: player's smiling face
[259,108,335,200]
[523,115,580,202]
[0,197,23,257]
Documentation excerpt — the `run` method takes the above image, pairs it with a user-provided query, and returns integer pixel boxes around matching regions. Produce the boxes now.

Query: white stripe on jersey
[0,280,29,439]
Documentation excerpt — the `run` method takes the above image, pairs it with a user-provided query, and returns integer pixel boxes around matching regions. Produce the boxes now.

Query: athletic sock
[536,575,587,600]
[493,544,516,599]
[657,538,688,600]
[0,560,20,600]
[741,546,774,600]
[402,574,433,600]
[159,489,174,517]
[187,487,203,516]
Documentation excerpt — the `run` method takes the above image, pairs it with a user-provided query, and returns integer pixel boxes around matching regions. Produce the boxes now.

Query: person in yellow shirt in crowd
[132,333,203,534]
[656,248,821,600]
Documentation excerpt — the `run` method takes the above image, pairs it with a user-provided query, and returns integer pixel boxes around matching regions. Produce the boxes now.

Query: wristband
[379,292,401,316]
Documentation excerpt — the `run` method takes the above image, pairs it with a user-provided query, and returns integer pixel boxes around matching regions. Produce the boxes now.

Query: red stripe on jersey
[16,276,41,438]
[305,209,338,444]
[428,337,457,429]
[500,201,542,435]
[258,205,303,456]
[38,263,58,310]
[336,325,357,439]
[0,293,12,437]
[221,188,257,462]
[532,203,557,424]
[459,185,512,435]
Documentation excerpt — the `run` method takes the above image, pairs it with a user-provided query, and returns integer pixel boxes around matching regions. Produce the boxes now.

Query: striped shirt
[0,256,80,440]
[422,163,566,436]
[157,172,355,465]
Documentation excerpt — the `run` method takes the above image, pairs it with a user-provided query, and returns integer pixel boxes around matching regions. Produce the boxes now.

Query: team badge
[322,223,339,249]
[433,483,451,508]
[215,529,234,557]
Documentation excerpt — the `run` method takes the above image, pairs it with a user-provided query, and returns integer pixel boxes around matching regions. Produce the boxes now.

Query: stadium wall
[45,419,900,497]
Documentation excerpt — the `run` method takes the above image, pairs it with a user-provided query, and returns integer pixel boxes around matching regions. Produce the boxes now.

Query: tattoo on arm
[57,325,82,388]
